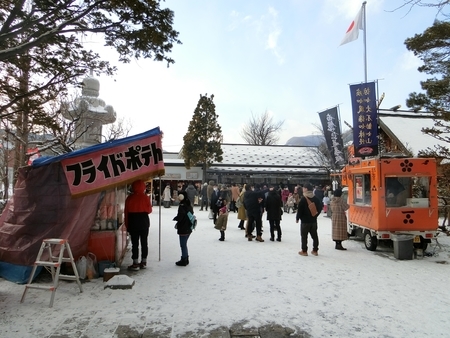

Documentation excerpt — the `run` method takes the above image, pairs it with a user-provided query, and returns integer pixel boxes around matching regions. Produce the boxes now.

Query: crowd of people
[124,180,349,270]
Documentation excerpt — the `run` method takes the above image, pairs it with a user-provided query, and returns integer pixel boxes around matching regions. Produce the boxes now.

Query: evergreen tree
[181,94,223,180]
[404,20,450,158]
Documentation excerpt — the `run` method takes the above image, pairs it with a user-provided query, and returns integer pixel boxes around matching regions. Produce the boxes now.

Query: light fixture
[390,105,401,112]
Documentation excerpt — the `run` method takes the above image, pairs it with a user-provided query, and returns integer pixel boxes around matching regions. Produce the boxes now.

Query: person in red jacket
[125,180,152,271]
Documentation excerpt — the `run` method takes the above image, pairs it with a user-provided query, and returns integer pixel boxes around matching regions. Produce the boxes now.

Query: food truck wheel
[364,231,378,251]
[413,238,428,251]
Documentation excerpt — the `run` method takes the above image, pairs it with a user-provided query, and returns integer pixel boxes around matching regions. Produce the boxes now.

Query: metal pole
[363,1,368,83]
[158,176,162,261]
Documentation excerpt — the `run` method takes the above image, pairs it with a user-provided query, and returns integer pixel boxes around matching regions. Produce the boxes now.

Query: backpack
[187,211,197,230]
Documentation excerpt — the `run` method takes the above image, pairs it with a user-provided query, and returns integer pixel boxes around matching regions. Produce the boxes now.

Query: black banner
[319,107,345,168]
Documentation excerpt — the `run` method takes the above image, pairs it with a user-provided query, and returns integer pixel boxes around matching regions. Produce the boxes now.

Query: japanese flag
[340,7,364,46]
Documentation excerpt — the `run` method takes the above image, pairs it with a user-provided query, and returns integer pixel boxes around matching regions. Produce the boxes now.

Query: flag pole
[363,1,367,82]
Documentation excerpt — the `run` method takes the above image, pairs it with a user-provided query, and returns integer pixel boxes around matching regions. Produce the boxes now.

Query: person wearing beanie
[173,191,194,266]
[125,180,152,271]
[330,188,350,250]
[214,203,229,241]
[296,183,323,256]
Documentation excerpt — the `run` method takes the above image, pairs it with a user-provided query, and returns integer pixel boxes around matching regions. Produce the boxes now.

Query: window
[385,176,430,207]
[353,174,371,205]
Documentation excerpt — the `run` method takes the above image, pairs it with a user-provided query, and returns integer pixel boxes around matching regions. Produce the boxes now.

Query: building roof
[379,113,447,156]
[207,143,327,175]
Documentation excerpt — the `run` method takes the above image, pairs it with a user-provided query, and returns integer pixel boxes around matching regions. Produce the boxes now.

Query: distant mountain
[285,135,324,146]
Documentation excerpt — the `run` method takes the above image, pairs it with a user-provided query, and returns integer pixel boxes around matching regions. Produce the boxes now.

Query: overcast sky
[84,0,442,152]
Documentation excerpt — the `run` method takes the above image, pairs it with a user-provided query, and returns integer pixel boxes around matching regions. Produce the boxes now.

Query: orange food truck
[341,157,438,251]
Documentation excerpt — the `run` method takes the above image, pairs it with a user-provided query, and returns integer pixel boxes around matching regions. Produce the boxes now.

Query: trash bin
[392,234,414,260]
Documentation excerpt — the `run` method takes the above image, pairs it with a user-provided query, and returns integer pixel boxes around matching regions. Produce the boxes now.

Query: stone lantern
[62,76,116,149]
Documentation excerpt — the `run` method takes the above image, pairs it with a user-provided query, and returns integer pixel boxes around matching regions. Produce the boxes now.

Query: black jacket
[244,189,264,218]
[265,190,283,221]
[173,202,194,235]
[296,193,323,224]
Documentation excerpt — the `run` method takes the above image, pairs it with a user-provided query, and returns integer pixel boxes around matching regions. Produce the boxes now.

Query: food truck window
[353,174,371,205]
[385,176,430,207]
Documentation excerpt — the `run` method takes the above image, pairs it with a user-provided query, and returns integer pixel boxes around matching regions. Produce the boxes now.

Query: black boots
[335,241,347,250]
[219,230,225,241]
[238,220,245,230]
[175,256,189,266]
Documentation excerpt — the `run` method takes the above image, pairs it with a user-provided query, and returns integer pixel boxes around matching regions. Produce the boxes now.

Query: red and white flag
[340,6,364,46]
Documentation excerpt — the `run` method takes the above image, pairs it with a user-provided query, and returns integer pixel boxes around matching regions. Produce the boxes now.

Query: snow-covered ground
[1,206,450,337]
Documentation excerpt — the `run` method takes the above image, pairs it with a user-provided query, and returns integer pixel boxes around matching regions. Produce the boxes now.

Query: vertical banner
[318,107,345,167]
[349,82,378,157]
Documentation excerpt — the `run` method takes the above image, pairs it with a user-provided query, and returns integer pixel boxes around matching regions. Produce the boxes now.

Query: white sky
[81,1,442,152]
[2,207,449,337]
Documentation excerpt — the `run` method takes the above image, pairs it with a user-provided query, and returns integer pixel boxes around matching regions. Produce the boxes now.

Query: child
[214,204,228,241]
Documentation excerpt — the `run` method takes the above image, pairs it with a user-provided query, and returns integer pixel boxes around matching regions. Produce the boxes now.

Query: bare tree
[240,111,284,145]
[102,117,131,142]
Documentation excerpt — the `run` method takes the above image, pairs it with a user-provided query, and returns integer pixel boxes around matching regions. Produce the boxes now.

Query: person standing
[200,182,209,211]
[230,183,240,212]
[210,184,221,224]
[185,181,198,207]
[245,184,265,242]
[281,187,290,212]
[214,205,228,241]
[163,184,172,208]
[296,183,323,256]
[173,191,193,266]
[237,184,247,230]
[292,187,300,212]
[265,185,283,241]
[330,188,350,250]
[125,180,152,270]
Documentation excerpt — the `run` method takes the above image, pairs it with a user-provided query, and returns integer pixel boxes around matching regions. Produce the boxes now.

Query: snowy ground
[1,206,450,338]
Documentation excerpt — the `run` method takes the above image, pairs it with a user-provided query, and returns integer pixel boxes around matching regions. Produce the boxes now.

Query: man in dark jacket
[244,184,265,242]
[296,183,323,256]
[265,185,283,241]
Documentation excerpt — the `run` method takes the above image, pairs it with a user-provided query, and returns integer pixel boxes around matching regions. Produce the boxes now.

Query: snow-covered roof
[208,143,326,174]
[380,114,447,155]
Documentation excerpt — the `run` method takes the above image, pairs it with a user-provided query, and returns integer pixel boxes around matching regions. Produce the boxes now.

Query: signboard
[350,82,378,157]
[318,107,345,167]
[33,127,165,197]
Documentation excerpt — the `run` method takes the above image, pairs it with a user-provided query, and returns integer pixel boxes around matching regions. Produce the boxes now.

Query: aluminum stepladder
[20,238,83,307]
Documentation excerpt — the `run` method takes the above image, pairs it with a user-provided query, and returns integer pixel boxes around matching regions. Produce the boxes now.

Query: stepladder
[21,238,83,307]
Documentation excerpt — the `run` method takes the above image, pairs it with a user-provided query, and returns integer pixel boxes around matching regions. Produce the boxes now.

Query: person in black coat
[173,191,193,266]
[210,184,221,224]
[244,184,265,242]
[296,183,323,256]
[265,185,283,241]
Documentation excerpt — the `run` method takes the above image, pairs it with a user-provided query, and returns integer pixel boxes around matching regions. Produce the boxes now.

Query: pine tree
[405,20,450,156]
[181,94,223,180]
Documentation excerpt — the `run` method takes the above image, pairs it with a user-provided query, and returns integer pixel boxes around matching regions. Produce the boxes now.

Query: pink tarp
[0,162,101,266]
